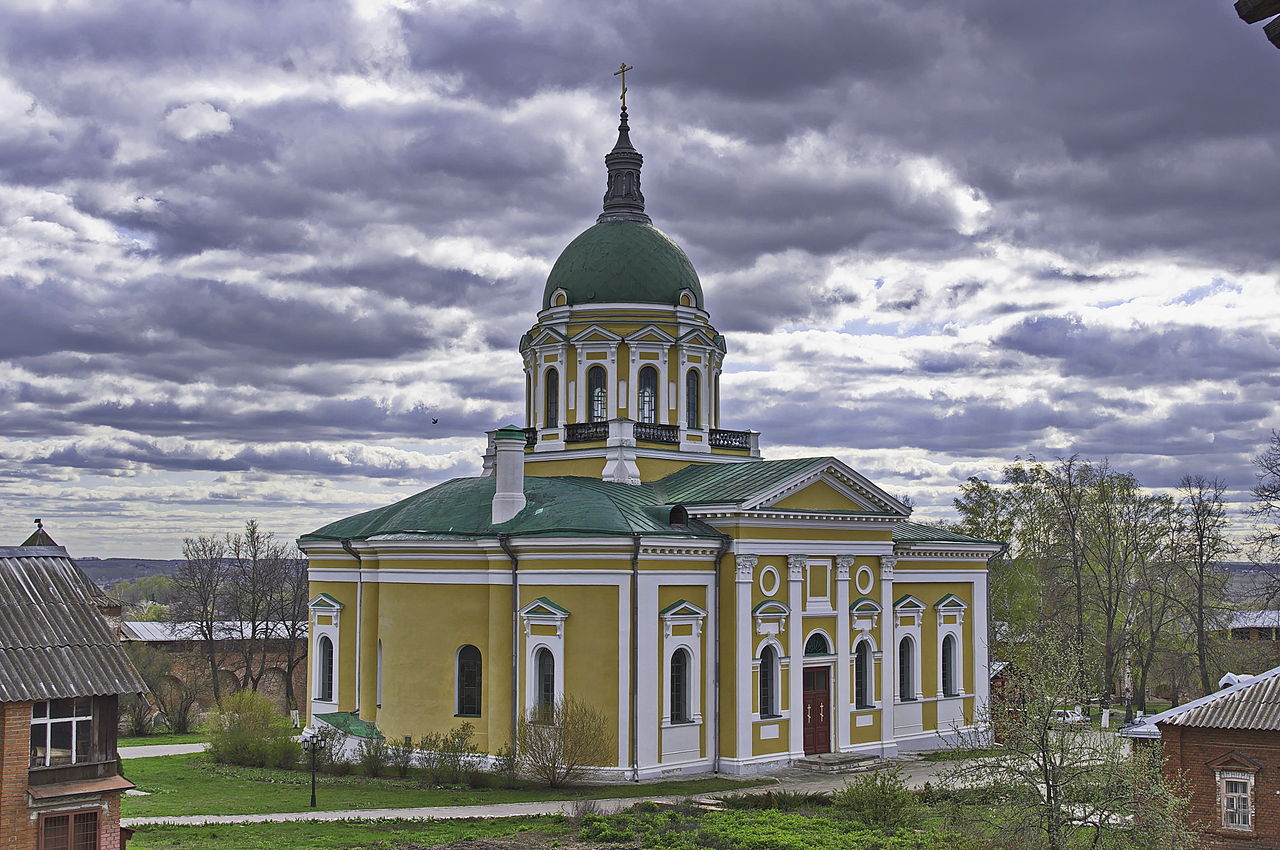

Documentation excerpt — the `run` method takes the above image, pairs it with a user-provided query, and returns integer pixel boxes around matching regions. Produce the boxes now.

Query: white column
[878,555,898,757]
[835,556,853,752]
[734,555,756,763]
[637,575,660,769]
[973,572,990,736]
[787,554,805,757]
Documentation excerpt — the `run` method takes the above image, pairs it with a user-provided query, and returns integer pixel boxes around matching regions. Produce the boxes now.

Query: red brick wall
[1,701,36,850]
[1161,724,1280,849]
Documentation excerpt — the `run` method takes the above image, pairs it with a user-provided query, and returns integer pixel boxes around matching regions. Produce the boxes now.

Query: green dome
[542,220,703,310]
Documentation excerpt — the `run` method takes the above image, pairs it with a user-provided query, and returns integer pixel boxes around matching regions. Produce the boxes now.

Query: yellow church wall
[716,566,737,759]
[309,580,358,717]
[657,584,709,759]
[725,525,895,542]
[374,582,500,750]
[634,456,716,480]
[359,580,380,719]
[752,717,789,755]
[524,456,606,478]
[519,583,621,767]
[850,710,880,744]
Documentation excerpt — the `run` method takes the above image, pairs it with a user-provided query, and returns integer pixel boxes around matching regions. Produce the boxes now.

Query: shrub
[515,695,615,787]
[830,765,920,830]
[355,735,388,777]
[303,723,350,774]
[717,790,831,811]
[387,735,416,778]
[417,722,482,786]
[120,694,153,737]
[206,690,300,769]
[491,743,520,788]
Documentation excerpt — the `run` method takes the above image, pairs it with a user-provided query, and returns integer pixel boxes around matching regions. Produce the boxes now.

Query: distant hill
[75,557,184,587]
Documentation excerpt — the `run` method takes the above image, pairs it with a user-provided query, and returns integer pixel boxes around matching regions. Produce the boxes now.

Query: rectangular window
[30,699,95,768]
[39,810,98,850]
[1222,773,1253,830]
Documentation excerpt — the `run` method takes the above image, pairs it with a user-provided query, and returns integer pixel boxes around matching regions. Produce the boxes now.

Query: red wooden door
[802,668,831,755]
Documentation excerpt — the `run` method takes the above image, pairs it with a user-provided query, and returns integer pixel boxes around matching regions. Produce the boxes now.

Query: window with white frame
[685,368,701,428]
[587,365,607,422]
[316,635,335,701]
[759,644,780,717]
[638,365,658,424]
[544,367,559,427]
[941,634,958,698]
[457,644,483,716]
[534,647,555,721]
[670,648,692,723]
[30,698,94,767]
[854,639,874,709]
[660,599,706,727]
[1220,770,1254,830]
[898,636,917,702]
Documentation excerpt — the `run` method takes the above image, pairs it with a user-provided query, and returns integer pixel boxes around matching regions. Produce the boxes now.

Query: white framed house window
[757,641,782,718]
[520,597,569,717]
[853,637,876,709]
[935,594,967,699]
[1220,769,1254,830]
[309,592,343,712]
[659,600,706,727]
[29,699,94,767]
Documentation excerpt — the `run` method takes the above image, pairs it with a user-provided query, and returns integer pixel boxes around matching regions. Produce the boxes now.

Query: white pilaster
[787,554,805,756]
[878,555,897,757]
[973,572,990,737]
[637,574,660,768]
[734,555,756,762]
[835,556,853,752]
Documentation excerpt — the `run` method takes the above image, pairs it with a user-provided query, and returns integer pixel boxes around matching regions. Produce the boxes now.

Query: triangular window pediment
[935,594,968,611]
[660,599,708,619]
[894,595,926,611]
[1207,751,1261,772]
[529,328,567,347]
[625,325,675,344]
[309,593,343,611]
[677,328,717,347]
[519,597,570,619]
[569,325,622,344]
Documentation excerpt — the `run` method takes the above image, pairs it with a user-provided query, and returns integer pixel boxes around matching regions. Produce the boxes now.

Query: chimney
[491,425,527,524]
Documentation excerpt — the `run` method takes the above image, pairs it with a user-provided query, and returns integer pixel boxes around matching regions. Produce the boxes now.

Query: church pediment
[744,461,910,517]
[625,324,676,344]
[519,597,570,619]
[569,325,622,344]
[659,599,708,619]
[528,327,568,348]
[677,328,718,348]
[309,592,343,611]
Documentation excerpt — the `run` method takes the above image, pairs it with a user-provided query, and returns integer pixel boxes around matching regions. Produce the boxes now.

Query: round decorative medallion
[855,565,874,595]
[759,565,780,597]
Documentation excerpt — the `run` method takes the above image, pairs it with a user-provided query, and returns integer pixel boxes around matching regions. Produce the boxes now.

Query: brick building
[0,525,146,850]
[1121,666,1280,848]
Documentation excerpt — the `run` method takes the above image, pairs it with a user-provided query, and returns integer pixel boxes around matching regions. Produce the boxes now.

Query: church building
[299,96,1000,777]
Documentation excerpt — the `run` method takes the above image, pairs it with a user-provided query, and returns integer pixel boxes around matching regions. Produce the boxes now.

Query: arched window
[804,632,831,656]
[670,648,691,723]
[534,647,555,720]
[376,640,383,706]
[637,365,658,424]
[685,369,701,428]
[588,366,607,422]
[317,635,334,701]
[855,641,872,709]
[898,636,915,702]
[759,645,779,717]
[457,645,482,716]
[544,368,559,428]
[942,634,958,698]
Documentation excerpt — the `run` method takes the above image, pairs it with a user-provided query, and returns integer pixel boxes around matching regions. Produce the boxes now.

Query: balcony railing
[709,428,752,450]
[565,421,609,443]
[634,422,679,444]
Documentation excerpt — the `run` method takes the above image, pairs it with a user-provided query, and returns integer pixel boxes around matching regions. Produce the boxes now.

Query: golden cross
[613,62,634,111]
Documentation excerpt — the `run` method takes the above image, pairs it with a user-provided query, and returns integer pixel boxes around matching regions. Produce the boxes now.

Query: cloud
[163,102,233,141]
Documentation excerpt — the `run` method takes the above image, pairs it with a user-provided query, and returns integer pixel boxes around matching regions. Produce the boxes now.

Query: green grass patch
[127,815,565,850]
[119,731,210,749]
[120,753,766,818]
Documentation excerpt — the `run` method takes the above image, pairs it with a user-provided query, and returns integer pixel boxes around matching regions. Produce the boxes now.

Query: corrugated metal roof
[121,621,304,641]
[892,521,1002,546]
[0,545,146,701]
[1164,667,1280,731]
[1230,610,1280,629]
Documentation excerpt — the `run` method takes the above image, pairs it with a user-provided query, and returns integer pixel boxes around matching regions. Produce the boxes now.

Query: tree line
[951,430,1280,715]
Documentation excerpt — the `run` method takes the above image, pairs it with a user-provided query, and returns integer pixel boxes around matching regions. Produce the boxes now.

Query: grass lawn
[119,731,209,749]
[127,815,566,850]
[120,753,768,818]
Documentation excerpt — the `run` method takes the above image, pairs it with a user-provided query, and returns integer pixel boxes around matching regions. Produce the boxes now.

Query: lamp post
[300,730,326,807]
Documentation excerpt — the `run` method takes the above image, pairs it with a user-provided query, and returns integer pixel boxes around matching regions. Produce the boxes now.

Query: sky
[1,0,1277,559]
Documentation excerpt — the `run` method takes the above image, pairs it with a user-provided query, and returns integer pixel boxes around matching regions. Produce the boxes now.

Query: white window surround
[752,599,790,638]
[852,634,880,709]
[935,594,968,698]
[520,598,569,715]
[539,363,564,429]
[29,699,94,767]
[1219,769,1255,831]
[309,593,342,712]
[803,627,835,661]
[806,558,833,610]
[660,600,706,727]
[894,595,925,702]
[850,596,881,634]
[753,637,785,718]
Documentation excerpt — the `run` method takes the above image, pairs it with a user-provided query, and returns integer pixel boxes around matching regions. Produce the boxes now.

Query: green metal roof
[301,475,725,543]
[542,220,703,310]
[314,711,382,739]
[891,521,1001,546]
[652,457,832,506]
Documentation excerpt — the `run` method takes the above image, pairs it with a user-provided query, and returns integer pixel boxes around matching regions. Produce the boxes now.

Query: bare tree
[514,695,615,787]
[946,629,1197,850]
[172,533,228,704]
[267,550,309,711]
[224,520,291,692]
[1250,430,1280,563]
[1173,475,1232,696]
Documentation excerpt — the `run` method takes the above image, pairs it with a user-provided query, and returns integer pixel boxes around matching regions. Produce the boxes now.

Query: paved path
[121,759,949,827]
[119,743,207,758]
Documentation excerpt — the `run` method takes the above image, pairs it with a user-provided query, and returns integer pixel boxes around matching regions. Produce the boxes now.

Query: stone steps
[793,752,890,773]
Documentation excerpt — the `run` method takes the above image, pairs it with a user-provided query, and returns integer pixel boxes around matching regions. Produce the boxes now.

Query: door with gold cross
[802,668,831,755]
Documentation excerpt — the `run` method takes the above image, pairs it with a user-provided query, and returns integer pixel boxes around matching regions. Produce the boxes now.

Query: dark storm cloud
[0,0,1276,555]
[995,316,1280,384]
